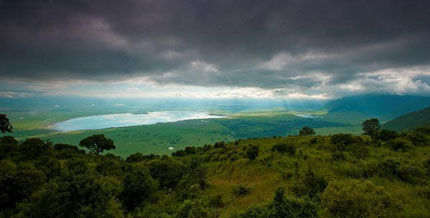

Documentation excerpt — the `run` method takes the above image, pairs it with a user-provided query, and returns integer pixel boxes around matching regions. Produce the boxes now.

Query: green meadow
[4,108,367,157]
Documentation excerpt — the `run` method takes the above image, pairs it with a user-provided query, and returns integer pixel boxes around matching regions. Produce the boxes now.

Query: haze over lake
[52,111,224,132]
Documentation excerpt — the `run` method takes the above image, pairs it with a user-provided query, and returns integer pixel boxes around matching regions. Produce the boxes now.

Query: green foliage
[0,160,46,209]
[271,143,296,155]
[291,168,327,198]
[331,134,355,151]
[0,114,13,133]
[375,129,398,141]
[240,188,317,218]
[149,159,185,189]
[386,138,413,151]
[121,163,158,211]
[299,126,315,136]
[321,180,395,218]
[175,200,210,218]
[362,118,380,136]
[79,134,116,154]
[233,185,251,197]
[246,145,259,160]
[126,153,159,162]
[1,123,430,217]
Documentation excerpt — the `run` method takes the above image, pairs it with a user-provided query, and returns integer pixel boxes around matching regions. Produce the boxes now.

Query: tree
[121,163,158,211]
[0,114,13,133]
[79,134,115,154]
[362,118,380,136]
[149,159,185,189]
[299,126,315,136]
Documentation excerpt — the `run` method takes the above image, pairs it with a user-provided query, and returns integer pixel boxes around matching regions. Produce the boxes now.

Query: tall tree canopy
[79,134,115,154]
[362,119,380,136]
[299,126,315,136]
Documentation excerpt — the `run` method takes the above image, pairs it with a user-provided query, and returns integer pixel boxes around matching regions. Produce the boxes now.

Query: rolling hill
[383,107,430,131]
[327,95,430,120]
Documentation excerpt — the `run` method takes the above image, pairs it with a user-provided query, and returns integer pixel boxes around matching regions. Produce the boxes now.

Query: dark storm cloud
[1,0,430,90]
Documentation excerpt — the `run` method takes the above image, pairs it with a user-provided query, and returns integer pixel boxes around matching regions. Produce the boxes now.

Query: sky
[1,0,430,99]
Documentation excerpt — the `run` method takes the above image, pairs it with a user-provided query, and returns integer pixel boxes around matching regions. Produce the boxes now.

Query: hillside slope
[327,95,430,120]
[1,128,430,217]
[383,107,430,131]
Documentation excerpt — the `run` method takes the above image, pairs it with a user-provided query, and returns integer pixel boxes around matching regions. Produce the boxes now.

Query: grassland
[4,107,368,157]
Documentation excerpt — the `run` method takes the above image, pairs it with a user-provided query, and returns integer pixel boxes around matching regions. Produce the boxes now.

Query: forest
[0,116,429,218]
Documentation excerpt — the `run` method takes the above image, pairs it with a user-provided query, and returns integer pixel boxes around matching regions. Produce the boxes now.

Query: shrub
[271,143,296,155]
[378,158,401,179]
[175,200,210,218]
[386,138,413,151]
[121,163,158,211]
[331,151,346,161]
[149,159,185,189]
[331,134,355,151]
[126,152,146,162]
[209,195,224,208]
[376,130,398,141]
[349,144,370,159]
[0,136,18,145]
[233,185,251,197]
[291,168,327,198]
[214,141,226,149]
[246,145,259,160]
[321,180,394,218]
[406,132,429,146]
[20,138,52,159]
[397,163,426,185]
[240,188,317,218]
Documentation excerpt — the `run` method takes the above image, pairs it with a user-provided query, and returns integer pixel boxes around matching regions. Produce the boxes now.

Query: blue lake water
[294,113,322,118]
[52,111,224,132]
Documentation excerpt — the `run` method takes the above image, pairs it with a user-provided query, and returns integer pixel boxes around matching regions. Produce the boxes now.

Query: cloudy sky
[1,0,430,99]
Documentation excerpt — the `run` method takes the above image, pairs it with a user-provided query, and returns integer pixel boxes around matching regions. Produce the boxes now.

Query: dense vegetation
[1,117,430,217]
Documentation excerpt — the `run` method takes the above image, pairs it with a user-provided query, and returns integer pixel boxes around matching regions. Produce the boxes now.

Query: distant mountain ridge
[382,107,430,131]
[326,95,430,120]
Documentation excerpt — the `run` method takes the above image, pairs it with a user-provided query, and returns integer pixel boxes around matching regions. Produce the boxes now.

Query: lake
[294,113,323,118]
[52,111,224,131]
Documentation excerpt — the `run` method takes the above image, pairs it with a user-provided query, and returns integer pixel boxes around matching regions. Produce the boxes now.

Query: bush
[214,141,226,149]
[209,195,224,208]
[291,168,327,198]
[240,188,317,218]
[406,132,429,146]
[126,152,145,162]
[331,134,355,151]
[233,185,251,197]
[246,145,259,160]
[386,138,413,151]
[149,159,185,189]
[175,200,210,218]
[271,143,296,156]
[321,180,394,218]
[20,138,52,159]
[378,158,401,179]
[397,163,426,185]
[331,151,346,161]
[121,163,158,211]
[376,130,398,141]
[0,136,18,145]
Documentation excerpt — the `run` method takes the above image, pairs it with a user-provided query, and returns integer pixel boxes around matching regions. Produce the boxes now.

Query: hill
[1,127,430,217]
[327,95,430,120]
[383,107,430,131]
